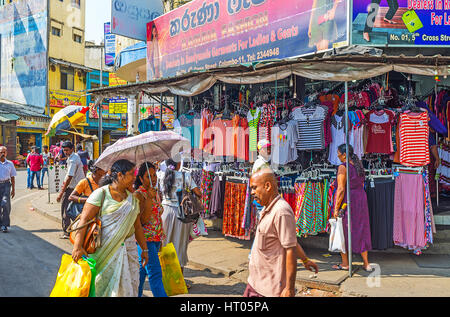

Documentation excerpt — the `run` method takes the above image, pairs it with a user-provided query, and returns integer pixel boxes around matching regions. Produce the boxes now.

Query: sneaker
[60,233,69,239]
[1,226,7,233]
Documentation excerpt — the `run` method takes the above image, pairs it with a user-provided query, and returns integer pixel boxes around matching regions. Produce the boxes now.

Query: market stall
[88,51,450,278]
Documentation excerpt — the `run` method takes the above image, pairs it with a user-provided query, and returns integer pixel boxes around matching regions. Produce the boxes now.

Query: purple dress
[339,163,372,254]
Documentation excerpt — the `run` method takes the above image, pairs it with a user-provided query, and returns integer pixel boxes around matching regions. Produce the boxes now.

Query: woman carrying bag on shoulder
[69,160,105,206]
[71,159,149,297]
[159,158,202,289]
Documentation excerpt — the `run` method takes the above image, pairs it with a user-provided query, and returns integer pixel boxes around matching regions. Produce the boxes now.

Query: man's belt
[0,179,10,184]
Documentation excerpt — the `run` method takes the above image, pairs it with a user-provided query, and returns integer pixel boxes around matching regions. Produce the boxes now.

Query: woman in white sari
[71,159,149,297]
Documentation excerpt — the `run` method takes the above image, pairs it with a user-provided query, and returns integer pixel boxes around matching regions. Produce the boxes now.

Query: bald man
[0,146,16,233]
[245,169,318,297]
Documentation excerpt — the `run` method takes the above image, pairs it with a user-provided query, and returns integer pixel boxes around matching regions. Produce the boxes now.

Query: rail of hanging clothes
[174,74,446,263]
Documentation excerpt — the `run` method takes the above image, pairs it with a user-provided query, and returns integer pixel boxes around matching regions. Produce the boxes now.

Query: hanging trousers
[364,0,399,33]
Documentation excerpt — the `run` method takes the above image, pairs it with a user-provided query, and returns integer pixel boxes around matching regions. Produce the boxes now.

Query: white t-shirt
[157,170,197,207]
[271,120,298,165]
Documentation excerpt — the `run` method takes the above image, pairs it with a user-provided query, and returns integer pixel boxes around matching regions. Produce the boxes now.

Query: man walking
[56,141,85,239]
[26,146,44,190]
[76,144,90,174]
[0,146,16,233]
[245,168,318,297]
[40,145,52,187]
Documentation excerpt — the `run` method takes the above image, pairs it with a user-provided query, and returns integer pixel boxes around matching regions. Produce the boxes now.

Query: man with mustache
[0,146,16,233]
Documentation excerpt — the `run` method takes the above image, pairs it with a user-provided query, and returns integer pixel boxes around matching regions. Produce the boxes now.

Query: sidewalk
[31,191,450,297]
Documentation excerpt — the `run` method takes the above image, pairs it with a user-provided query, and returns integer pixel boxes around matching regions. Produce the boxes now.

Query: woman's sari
[90,188,140,297]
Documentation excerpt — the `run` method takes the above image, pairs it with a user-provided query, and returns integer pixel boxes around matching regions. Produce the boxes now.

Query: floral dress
[137,186,166,242]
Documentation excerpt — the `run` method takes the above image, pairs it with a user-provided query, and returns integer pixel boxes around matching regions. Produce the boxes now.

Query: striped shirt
[292,106,327,150]
[399,112,430,167]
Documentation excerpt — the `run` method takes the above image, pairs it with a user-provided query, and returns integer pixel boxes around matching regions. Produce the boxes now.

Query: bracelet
[78,197,81,203]
[142,249,148,252]
[301,257,310,265]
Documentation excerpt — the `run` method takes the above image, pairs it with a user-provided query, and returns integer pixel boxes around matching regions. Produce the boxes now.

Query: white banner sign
[111,0,164,41]
[48,165,67,194]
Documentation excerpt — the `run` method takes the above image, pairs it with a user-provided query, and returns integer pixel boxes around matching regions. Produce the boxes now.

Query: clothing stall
[88,53,450,277]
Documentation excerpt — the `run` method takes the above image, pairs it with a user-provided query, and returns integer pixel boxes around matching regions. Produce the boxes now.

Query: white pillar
[127,97,139,135]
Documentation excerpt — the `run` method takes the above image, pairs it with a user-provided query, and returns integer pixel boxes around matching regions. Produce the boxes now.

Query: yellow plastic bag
[158,242,188,296]
[50,254,91,297]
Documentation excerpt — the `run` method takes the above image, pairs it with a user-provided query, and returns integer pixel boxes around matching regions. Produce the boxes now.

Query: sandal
[332,264,349,271]
[362,265,374,272]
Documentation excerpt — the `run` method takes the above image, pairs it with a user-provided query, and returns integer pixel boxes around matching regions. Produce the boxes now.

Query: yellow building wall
[49,0,86,65]
[46,0,87,148]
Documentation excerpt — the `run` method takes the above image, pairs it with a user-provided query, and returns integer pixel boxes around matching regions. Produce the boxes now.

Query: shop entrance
[17,132,42,156]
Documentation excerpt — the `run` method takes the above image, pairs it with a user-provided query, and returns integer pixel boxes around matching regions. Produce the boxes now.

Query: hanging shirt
[247,107,261,153]
[292,105,327,150]
[232,114,249,161]
[258,104,276,143]
[200,109,214,152]
[210,118,234,158]
[399,111,430,167]
[271,120,298,165]
[173,113,201,149]
[328,114,355,166]
[138,116,166,133]
[365,110,395,154]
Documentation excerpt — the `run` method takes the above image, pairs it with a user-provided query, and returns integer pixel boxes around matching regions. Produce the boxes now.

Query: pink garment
[393,173,427,252]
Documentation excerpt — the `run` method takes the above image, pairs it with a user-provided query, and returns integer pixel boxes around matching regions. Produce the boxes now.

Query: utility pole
[98,45,103,155]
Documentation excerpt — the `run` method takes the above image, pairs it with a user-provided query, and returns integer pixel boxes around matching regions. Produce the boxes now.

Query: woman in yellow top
[69,160,106,203]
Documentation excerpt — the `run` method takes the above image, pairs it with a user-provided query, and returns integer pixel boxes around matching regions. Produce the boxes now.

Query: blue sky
[85,0,111,44]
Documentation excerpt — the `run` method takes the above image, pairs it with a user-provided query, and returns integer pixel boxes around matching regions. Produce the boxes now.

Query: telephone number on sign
[257,47,280,60]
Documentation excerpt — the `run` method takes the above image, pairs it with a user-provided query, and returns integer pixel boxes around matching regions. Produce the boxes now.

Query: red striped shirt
[399,112,430,167]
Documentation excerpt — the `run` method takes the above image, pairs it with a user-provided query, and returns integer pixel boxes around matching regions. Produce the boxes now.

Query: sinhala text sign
[146,0,349,81]
[111,0,164,41]
[352,0,450,46]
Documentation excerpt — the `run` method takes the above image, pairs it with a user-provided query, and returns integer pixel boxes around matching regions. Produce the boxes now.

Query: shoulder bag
[68,188,105,254]
[67,178,95,220]
[177,172,203,224]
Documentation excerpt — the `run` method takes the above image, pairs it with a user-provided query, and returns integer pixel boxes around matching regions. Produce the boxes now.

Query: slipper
[332,264,349,270]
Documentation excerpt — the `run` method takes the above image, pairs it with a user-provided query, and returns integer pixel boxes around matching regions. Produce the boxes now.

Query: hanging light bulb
[289,75,293,87]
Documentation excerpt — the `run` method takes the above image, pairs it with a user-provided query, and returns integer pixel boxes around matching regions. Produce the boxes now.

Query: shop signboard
[108,97,128,114]
[352,0,450,46]
[104,22,116,66]
[146,0,349,81]
[111,0,164,41]
[0,0,48,111]
[49,90,84,108]
[108,73,128,114]
[48,165,67,194]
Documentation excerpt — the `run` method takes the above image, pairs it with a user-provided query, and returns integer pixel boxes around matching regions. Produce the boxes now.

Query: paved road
[0,171,246,297]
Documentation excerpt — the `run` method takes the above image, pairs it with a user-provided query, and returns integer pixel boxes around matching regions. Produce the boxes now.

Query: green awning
[0,114,20,122]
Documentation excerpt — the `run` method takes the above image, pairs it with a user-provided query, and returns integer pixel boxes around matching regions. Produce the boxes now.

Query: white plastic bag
[328,217,346,254]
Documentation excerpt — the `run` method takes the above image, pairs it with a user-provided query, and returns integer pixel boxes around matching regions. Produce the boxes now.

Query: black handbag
[67,177,94,220]
[176,172,203,224]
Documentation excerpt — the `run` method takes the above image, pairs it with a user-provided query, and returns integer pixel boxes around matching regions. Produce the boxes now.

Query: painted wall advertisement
[111,0,164,41]
[49,90,84,108]
[146,0,348,80]
[104,22,116,66]
[0,0,48,111]
[352,0,450,46]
